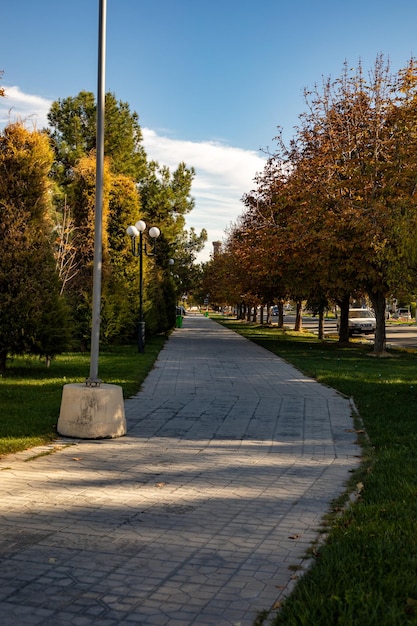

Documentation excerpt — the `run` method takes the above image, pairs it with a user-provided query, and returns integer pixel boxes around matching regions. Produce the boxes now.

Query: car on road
[392,308,411,320]
[271,305,289,316]
[337,308,376,336]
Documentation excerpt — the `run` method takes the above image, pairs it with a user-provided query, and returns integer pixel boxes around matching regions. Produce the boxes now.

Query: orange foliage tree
[224,56,417,353]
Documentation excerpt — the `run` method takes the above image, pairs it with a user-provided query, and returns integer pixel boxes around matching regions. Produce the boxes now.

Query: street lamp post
[56,0,126,440]
[88,0,107,385]
[126,220,160,353]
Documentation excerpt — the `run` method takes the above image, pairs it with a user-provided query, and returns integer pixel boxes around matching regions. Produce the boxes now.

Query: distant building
[212,241,222,256]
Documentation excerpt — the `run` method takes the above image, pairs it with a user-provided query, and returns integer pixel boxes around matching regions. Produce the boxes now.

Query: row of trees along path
[204,55,417,355]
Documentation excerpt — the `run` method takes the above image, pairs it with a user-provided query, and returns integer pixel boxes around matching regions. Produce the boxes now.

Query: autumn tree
[291,57,417,352]
[207,161,293,325]
[202,246,245,312]
[242,157,318,329]
[244,57,417,352]
[0,123,68,371]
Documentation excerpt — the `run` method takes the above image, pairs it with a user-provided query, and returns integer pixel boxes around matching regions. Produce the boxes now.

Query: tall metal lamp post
[57,0,126,440]
[126,220,160,353]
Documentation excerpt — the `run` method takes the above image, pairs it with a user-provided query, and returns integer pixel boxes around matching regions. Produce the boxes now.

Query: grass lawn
[217,318,417,626]
[0,337,166,456]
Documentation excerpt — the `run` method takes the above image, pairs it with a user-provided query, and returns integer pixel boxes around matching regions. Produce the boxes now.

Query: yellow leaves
[0,123,54,222]
[398,60,417,94]
[271,600,283,610]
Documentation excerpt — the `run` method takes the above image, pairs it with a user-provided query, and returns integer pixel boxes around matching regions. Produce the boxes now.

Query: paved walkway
[0,315,360,626]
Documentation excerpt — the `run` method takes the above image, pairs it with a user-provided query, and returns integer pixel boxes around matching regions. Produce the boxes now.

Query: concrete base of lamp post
[57,383,126,439]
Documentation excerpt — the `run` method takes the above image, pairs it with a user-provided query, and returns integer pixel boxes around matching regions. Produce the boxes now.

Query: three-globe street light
[126,220,160,353]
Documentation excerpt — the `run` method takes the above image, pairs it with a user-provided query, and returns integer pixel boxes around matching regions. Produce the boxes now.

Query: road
[272,314,417,349]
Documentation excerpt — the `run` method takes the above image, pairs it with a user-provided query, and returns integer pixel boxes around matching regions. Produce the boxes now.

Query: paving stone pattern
[0,315,360,625]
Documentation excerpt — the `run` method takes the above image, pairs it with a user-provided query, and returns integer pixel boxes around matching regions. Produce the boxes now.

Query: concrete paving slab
[0,315,360,625]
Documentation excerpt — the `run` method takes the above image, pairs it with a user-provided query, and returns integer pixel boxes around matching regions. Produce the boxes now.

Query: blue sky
[1,0,417,260]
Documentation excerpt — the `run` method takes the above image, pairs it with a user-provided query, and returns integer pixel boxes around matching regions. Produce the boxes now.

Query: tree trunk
[252,306,257,322]
[0,349,7,373]
[278,300,284,328]
[266,304,272,324]
[369,291,386,354]
[338,294,350,344]
[246,305,251,322]
[318,303,324,340]
[294,300,303,331]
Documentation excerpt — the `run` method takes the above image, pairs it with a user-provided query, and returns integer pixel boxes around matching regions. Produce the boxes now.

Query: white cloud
[0,87,267,262]
[0,85,52,129]
[142,128,267,261]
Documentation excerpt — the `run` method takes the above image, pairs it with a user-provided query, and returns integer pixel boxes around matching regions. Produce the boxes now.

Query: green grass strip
[0,337,166,456]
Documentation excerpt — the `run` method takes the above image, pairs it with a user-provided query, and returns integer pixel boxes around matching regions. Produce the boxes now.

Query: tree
[243,57,417,352]
[0,123,68,371]
[62,153,112,348]
[242,158,317,329]
[47,91,147,182]
[139,161,195,244]
[139,160,207,325]
[47,90,205,341]
[52,196,80,296]
[292,57,417,352]
[169,227,207,302]
[202,246,245,312]
[103,173,144,342]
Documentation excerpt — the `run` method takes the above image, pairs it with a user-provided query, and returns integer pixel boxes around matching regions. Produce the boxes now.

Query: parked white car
[337,308,376,336]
